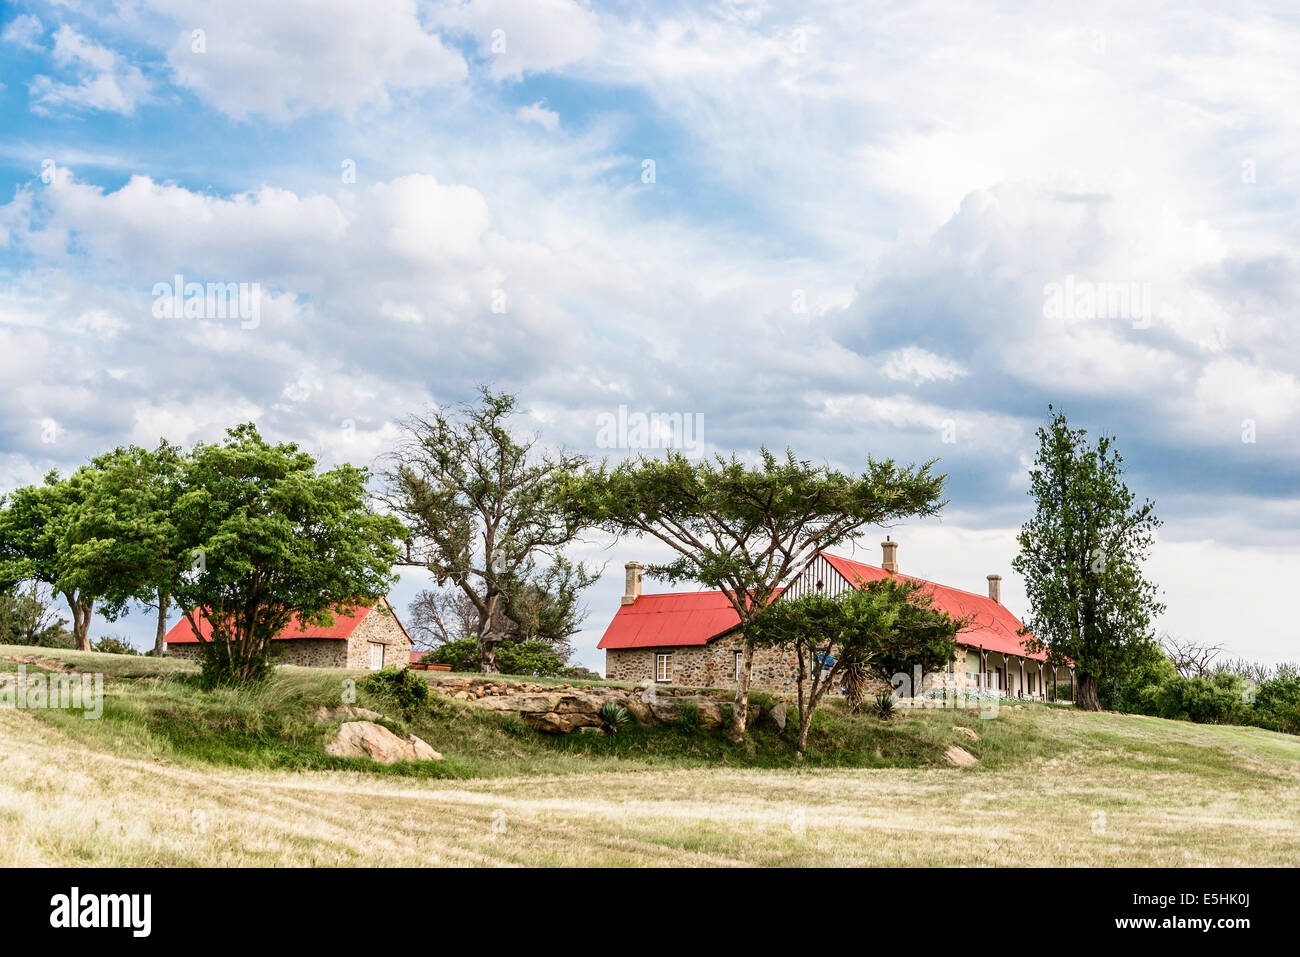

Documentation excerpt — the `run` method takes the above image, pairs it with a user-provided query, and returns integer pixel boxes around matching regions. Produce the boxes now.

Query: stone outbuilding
[164,598,412,670]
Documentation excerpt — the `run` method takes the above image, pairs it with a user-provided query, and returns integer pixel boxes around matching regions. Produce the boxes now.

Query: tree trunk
[1075,672,1100,711]
[64,593,93,651]
[152,591,170,656]
[731,640,753,736]
[796,709,814,755]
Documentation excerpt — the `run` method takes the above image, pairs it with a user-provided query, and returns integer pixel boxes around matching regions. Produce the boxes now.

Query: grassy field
[2,645,1298,866]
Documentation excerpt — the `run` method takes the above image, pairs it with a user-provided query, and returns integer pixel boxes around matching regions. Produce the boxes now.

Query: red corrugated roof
[597,591,744,649]
[597,552,1049,662]
[819,553,1047,662]
[164,602,378,644]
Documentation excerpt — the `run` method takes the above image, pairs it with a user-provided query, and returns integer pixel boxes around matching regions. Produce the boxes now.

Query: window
[655,653,673,683]
[735,651,744,682]
[368,641,385,670]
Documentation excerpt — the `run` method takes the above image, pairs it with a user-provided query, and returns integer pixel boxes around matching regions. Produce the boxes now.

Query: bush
[874,692,896,720]
[359,666,430,720]
[425,635,575,677]
[600,701,631,732]
[676,700,700,734]
[196,640,275,688]
[91,636,139,655]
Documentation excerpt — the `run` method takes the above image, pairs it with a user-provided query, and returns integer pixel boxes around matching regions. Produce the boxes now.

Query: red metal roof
[818,553,1047,662]
[165,602,378,644]
[597,590,743,649]
[597,552,1048,662]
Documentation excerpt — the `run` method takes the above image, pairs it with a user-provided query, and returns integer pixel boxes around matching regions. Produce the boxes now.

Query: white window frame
[735,651,744,682]
[655,652,673,683]
[368,641,385,671]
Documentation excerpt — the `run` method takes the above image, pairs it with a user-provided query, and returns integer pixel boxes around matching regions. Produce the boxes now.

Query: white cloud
[516,99,559,131]
[149,0,467,120]
[433,0,602,80]
[29,26,151,115]
[2,13,43,51]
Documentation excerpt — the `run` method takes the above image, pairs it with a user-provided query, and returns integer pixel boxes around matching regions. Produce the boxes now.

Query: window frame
[655,652,673,683]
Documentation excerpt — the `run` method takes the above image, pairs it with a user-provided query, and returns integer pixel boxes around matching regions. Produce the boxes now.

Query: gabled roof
[598,551,1048,662]
[818,553,1047,662]
[597,591,745,649]
[164,599,404,644]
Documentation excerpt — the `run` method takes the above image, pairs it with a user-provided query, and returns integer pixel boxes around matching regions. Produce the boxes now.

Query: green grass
[3,643,1279,783]
[4,645,1299,866]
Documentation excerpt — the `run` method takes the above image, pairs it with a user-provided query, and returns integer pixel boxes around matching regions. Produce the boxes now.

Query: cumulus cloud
[516,99,559,130]
[148,0,467,120]
[2,13,43,51]
[29,26,151,115]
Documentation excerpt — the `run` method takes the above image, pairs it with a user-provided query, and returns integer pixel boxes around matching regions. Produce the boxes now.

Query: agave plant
[874,691,896,720]
[600,701,631,732]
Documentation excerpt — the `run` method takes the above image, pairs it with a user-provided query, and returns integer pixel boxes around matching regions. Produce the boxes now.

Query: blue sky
[1,0,1298,669]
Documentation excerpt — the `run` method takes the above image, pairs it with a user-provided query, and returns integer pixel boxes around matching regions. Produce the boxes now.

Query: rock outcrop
[425,675,778,734]
[325,721,443,763]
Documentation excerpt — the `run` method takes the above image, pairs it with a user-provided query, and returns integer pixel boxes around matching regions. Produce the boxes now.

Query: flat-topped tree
[559,448,947,735]
[171,424,405,686]
[383,388,594,673]
[0,471,99,650]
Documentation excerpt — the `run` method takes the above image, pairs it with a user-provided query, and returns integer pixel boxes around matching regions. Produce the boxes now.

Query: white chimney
[880,537,899,574]
[622,562,644,605]
[987,574,1002,603]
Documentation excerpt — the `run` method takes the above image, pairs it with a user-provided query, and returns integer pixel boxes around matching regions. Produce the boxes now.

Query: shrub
[676,700,700,733]
[196,640,275,688]
[425,636,575,676]
[599,701,631,732]
[874,692,896,720]
[91,636,139,655]
[359,666,430,719]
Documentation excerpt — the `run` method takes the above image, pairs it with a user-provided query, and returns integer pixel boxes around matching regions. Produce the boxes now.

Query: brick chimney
[880,537,899,574]
[987,573,1002,603]
[622,562,644,605]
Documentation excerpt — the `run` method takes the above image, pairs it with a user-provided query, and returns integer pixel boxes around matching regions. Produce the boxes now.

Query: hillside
[2,646,1298,866]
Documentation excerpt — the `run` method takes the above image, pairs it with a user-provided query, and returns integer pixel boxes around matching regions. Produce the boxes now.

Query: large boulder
[325,721,443,763]
[310,705,384,722]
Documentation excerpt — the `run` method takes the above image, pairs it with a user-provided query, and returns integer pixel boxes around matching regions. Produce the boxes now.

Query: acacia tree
[1012,407,1165,711]
[63,441,185,656]
[171,424,405,685]
[384,388,594,672]
[0,471,99,650]
[747,577,963,754]
[560,448,946,735]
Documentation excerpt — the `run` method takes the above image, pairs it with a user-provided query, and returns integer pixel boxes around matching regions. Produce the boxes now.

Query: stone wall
[167,637,349,668]
[606,637,986,697]
[343,603,411,670]
[605,633,802,690]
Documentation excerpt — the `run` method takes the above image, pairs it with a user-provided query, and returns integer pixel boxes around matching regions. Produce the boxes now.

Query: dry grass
[2,701,1298,866]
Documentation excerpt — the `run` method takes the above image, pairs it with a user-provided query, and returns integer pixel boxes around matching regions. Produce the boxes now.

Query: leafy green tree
[560,448,946,735]
[171,424,405,685]
[63,441,185,656]
[384,388,593,672]
[1012,407,1165,711]
[747,577,963,754]
[0,581,68,646]
[0,471,99,650]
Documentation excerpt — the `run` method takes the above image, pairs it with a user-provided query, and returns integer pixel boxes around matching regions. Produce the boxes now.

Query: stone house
[164,598,412,670]
[600,542,1075,700]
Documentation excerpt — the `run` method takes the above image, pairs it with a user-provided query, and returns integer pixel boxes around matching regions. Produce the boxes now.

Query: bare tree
[1160,632,1224,679]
